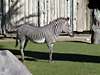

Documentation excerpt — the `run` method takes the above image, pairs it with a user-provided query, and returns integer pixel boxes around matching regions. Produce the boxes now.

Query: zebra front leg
[20,48,24,62]
[20,39,26,62]
[47,43,54,63]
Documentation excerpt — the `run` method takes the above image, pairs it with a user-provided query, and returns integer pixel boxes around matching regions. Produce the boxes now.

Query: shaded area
[25,51,100,63]
[0,0,22,35]
[88,0,100,44]
[0,0,38,36]
[0,48,100,63]
[88,0,100,9]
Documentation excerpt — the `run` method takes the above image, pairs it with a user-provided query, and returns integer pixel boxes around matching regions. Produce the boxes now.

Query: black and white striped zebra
[16,17,73,62]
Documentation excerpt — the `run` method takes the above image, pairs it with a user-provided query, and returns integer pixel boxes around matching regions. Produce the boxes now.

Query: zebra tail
[15,33,18,47]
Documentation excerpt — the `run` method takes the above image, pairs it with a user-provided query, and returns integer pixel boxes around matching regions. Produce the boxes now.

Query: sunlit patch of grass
[0,40,100,75]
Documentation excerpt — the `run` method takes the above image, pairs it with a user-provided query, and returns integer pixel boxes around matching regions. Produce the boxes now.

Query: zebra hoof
[20,58,24,62]
[48,60,54,63]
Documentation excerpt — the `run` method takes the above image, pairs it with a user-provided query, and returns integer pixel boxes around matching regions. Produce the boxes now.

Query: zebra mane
[44,17,69,36]
[49,17,69,24]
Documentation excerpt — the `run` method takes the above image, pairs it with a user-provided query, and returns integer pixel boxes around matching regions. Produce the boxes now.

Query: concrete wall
[3,0,91,32]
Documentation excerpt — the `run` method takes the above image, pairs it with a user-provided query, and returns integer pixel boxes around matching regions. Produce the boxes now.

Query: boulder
[92,25,100,44]
[0,50,32,75]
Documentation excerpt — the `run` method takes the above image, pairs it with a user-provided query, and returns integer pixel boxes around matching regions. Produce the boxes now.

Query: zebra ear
[66,17,70,21]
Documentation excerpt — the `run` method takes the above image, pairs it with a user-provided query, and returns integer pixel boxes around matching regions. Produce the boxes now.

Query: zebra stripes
[16,17,73,62]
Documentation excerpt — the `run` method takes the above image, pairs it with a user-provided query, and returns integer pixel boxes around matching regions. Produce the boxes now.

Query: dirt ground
[0,34,91,43]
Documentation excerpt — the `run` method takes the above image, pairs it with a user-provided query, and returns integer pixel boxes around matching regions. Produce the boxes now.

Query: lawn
[0,39,100,75]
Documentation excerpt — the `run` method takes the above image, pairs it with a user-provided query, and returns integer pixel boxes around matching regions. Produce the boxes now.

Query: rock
[0,50,32,75]
[92,25,100,44]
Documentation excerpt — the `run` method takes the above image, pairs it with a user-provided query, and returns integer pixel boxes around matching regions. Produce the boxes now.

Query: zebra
[16,17,73,62]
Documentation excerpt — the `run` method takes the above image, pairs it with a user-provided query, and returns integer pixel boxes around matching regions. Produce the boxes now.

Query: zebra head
[62,17,73,36]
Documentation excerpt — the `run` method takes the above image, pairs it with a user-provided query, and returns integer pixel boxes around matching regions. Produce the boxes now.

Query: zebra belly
[34,38,45,43]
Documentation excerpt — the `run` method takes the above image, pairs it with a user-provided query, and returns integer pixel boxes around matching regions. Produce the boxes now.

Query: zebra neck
[54,26,62,36]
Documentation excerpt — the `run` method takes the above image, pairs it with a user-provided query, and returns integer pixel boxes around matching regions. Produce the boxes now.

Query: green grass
[0,40,100,75]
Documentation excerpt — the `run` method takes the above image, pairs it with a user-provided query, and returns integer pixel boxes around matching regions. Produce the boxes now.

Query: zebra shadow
[24,51,100,63]
[0,48,100,63]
